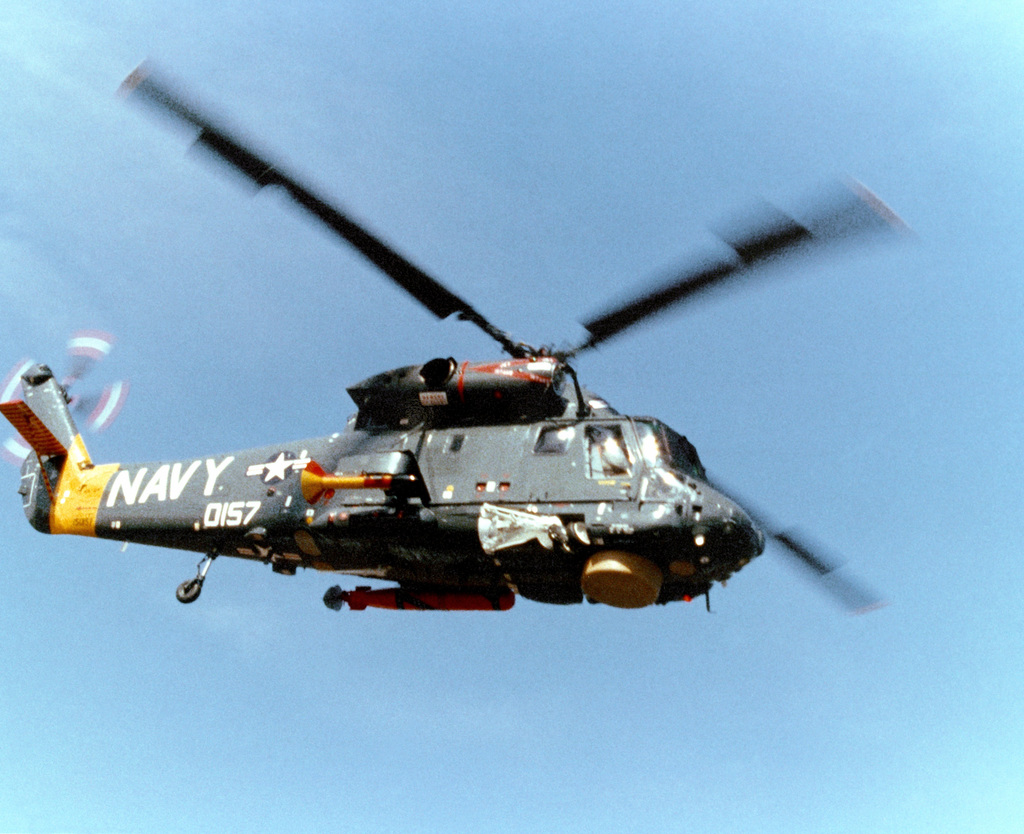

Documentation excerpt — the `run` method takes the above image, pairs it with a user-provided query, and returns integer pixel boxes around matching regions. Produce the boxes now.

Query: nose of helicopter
[689,483,765,559]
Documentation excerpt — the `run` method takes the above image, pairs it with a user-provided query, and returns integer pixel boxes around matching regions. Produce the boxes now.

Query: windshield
[634,419,705,479]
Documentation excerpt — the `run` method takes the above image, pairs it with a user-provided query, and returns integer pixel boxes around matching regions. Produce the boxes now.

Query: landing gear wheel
[176,578,203,604]
[176,552,217,603]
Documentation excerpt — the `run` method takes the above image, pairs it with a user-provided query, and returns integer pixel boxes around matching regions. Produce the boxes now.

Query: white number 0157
[203,501,261,528]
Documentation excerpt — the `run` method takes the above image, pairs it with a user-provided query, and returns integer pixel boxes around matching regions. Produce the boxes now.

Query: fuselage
[12,359,765,608]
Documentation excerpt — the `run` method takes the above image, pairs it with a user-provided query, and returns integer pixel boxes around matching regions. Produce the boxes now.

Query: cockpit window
[586,424,632,477]
[634,420,705,479]
[534,425,575,455]
[664,425,704,478]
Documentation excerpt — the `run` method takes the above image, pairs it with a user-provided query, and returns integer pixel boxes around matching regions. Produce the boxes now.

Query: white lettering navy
[105,457,235,507]
[170,460,201,500]
[203,456,235,496]
[106,468,148,507]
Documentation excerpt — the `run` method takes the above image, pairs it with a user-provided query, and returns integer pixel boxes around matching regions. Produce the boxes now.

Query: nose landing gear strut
[176,552,217,604]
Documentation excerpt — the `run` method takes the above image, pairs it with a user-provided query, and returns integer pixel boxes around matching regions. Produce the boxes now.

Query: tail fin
[0,364,80,459]
[1,363,115,535]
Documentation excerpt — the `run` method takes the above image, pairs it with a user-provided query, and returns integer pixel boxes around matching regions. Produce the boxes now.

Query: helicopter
[1,65,903,613]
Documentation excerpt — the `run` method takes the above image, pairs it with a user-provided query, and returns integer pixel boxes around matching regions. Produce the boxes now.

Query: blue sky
[1,2,1023,831]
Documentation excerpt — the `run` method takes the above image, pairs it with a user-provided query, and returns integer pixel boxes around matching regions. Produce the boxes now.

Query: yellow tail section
[49,435,119,537]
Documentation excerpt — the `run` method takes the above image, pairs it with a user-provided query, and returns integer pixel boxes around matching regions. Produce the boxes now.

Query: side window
[447,433,465,453]
[534,425,575,455]
[586,424,632,477]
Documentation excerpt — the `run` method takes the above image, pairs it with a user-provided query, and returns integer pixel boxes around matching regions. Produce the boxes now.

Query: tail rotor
[1,330,130,465]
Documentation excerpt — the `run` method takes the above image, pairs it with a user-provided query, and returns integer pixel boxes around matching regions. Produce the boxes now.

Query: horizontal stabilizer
[0,400,67,456]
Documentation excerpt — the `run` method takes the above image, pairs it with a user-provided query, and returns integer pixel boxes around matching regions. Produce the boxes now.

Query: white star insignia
[262,452,292,482]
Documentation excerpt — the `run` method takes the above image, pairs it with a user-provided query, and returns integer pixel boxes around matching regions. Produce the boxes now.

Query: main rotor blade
[771,529,885,614]
[569,182,906,356]
[120,64,524,357]
[709,478,885,614]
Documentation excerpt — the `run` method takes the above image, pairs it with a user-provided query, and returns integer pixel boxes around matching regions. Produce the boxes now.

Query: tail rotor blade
[1,359,33,403]
[78,379,130,432]
[64,330,115,388]
[1,434,30,465]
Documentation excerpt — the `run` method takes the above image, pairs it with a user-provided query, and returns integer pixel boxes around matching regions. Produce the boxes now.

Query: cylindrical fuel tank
[330,586,515,611]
